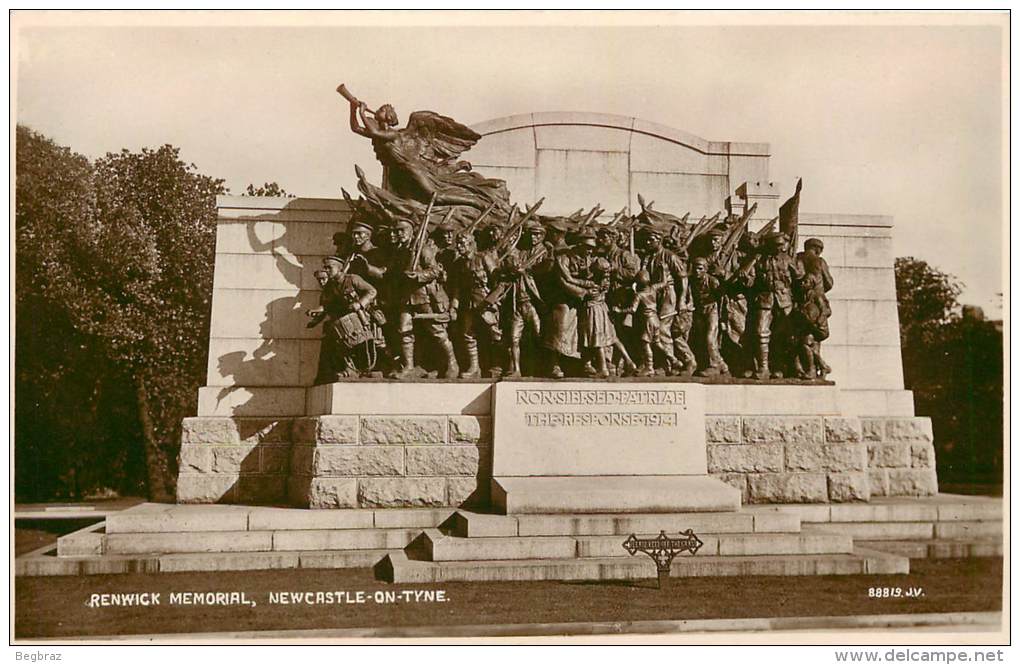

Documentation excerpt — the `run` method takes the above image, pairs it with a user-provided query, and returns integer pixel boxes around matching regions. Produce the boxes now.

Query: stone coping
[471,111,771,157]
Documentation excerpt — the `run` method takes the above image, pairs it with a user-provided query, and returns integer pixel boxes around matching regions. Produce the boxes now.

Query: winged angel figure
[341,85,512,226]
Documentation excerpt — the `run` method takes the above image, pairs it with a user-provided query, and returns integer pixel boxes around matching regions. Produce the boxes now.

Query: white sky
[13,14,1006,316]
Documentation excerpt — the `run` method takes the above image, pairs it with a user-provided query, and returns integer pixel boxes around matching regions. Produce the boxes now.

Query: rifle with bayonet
[752,216,778,242]
[606,207,628,227]
[578,204,603,228]
[457,201,497,241]
[408,193,438,273]
[717,203,760,281]
[492,199,545,260]
[681,212,722,253]
[482,242,550,308]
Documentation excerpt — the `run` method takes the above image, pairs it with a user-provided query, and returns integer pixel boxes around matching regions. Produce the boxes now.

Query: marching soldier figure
[499,219,551,377]
[689,256,729,377]
[431,216,460,278]
[794,237,834,379]
[738,231,803,380]
[636,223,696,375]
[383,218,459,379]
[342,220,387,285]
[449,229,502,378]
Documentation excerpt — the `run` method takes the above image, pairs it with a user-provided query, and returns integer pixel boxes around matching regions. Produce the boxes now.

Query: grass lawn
[15,558,1002,638]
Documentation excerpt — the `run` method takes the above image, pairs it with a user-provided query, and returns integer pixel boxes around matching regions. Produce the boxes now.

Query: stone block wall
[707,415,936,504]
[179,412,934,508]
[177,417,294,504]
[862,416,939,498]
[198,196,351,417]
[177,414,493,509]
[288,415,492,509]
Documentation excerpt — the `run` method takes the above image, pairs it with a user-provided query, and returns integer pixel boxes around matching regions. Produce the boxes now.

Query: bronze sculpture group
[309,86,834,383]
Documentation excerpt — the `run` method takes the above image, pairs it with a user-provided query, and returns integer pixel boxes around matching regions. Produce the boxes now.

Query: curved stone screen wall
[469,112,772,220]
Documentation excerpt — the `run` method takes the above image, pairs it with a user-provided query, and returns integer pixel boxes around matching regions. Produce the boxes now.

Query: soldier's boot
[754,342,771,381]
[796,342,815,380]
[390,337,418,380]
[460,340,481,379]
[439,338,460,379]
[637,346,656,377]
[638,357,656,377]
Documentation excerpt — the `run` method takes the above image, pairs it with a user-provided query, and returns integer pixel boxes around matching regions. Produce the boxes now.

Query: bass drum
[333,311,374,349]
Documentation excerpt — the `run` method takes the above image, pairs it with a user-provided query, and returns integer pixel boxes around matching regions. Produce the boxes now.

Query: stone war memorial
[35,85,1000,584]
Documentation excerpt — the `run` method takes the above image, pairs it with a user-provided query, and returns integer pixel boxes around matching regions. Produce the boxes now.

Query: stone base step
[106,504,454,534]
[754,495,1001,524]
[857,539,1004,559]
[382,548,908,583]
[500,510,799,537]
[418,529,854,561]
[492,476,741,514]
[78,527,423,556]
[18,547,395,577]
[802,521,1002,541]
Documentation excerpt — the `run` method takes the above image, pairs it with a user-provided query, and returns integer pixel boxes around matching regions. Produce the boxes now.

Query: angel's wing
[404,110,482,165]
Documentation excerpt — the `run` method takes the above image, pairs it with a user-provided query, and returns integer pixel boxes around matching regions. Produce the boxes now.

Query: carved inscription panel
[492,382,707,477]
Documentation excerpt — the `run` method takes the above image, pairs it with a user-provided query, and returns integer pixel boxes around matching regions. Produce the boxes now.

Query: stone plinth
[178,381,937,508]
[493,382,706,476]
[306,380,493,416]
[489,381,740,514]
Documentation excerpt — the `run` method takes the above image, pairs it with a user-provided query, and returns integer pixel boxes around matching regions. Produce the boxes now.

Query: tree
[894,257,963,345]
[16,126,225,500]
[244,182,292,197]
[894,257,1003,486]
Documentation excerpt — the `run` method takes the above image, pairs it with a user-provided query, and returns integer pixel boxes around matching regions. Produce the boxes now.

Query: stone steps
[752,496,1002,524]
[802,521,1002,541]
[418,529,854,562]
[18,547,394,577]
[105,504,453,533]
[495,510,798,537]
[382,548,908,583]
[70,527,423,556]
[28,497,999,579]
[857,539,1004,559]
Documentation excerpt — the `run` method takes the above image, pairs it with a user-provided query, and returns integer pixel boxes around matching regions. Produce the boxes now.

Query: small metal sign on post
[622,529,703,588]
